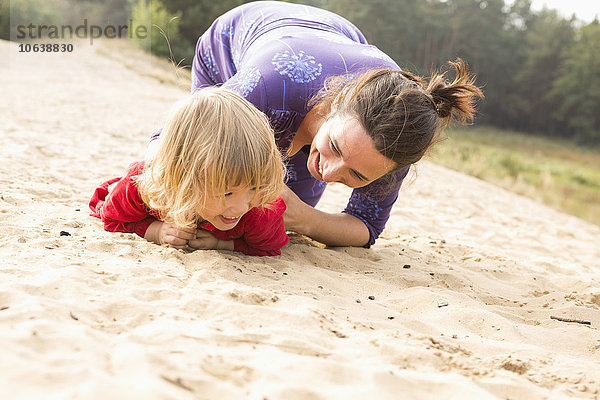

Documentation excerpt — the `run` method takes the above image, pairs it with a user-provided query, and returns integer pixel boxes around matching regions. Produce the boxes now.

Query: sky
[518,0,599,22]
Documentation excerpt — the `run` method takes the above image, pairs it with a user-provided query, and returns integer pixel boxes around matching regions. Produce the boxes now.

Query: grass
[428,126,600,226]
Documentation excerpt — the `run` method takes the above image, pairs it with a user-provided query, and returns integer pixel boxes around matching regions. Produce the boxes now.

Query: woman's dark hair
[309,59,484,171]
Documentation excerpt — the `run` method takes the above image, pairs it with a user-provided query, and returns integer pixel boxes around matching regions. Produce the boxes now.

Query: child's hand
[144,221,196,250]
[187,229,219,249]
[188,229,234,251]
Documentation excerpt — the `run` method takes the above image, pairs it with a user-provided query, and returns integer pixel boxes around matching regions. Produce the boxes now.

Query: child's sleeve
[89,162,157,238]
[232,197,289,256]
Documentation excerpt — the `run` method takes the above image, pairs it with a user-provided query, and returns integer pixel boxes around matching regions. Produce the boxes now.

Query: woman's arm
[280,186,370,247]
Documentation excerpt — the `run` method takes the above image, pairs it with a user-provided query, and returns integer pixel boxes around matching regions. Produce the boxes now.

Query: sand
[1,38,599,399]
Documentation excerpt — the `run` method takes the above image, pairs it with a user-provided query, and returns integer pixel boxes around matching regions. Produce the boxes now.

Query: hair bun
[427,59,484,123]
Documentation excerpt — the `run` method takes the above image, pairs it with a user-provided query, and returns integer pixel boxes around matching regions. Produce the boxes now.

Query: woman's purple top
[153,1,409,247]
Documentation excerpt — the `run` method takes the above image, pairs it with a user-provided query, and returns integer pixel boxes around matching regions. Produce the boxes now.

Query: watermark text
[14,19,148,45]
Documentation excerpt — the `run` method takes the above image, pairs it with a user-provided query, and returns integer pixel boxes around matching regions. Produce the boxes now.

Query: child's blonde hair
[137,87,285,227]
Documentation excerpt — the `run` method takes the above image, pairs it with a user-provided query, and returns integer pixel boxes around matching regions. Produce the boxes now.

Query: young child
[89,87,288,256]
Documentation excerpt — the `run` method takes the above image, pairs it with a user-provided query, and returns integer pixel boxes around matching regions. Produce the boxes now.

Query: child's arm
[144,221,197,250]
[89,165,157,238]
[231,197,289,256]
[186,198,288,256]
[188,229,234,251]
[90,162,196,248]
[185,198,288,256]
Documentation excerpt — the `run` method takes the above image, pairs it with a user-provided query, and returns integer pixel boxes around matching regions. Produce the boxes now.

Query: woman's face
[307,114,396,188]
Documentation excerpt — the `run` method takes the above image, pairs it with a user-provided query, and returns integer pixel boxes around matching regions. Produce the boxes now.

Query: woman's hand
[188,229,234,251]
[280,184,312,235]
[280,184,370,247]
[144,221,196,250]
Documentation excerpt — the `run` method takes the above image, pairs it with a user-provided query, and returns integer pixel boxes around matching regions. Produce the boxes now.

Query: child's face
[200,183,261,230]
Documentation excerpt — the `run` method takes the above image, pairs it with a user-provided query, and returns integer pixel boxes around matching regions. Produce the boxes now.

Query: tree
[551,21,600,143]
[512,10,575,134]
[131,0,181,59]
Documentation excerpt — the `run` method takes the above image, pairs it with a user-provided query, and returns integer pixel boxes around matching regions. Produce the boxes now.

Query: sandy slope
[1,39,599,399]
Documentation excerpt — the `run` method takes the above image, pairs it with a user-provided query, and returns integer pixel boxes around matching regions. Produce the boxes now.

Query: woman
[150,1,483,248]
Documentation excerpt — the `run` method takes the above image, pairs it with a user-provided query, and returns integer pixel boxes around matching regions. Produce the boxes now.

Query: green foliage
[505,10,575,134]
[1,0,68,40]
[131,0,181,59]
[550,22,600,144]
[1,0,132,40]
[0,0,9,39]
